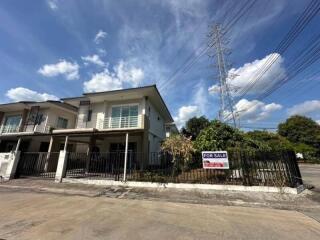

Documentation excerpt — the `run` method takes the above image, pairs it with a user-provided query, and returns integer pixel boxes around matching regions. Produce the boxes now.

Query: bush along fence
[64,149,303,188]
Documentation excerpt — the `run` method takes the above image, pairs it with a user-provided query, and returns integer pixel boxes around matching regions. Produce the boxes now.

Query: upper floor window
[111,105,138,128]
[2,115,21,133]
[57,117,68,129]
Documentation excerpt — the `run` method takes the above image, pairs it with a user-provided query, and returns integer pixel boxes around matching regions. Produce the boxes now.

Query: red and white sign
[202,151,229,169]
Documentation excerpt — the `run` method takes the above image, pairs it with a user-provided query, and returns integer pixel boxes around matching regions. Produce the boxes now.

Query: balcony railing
[98,115,141,129]
[0,125,20,134]
[0,124,53,134]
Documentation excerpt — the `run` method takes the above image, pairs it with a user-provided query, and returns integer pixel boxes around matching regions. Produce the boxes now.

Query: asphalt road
[299,164,320,190]
[0,189,319,240]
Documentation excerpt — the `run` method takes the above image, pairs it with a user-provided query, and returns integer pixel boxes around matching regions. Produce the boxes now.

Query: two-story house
[58,85,175,168]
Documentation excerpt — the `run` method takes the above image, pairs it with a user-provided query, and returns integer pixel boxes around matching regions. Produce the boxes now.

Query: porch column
[44,136,54,172]
[3,138,22,180]
[55,136,69,182]
[86,135,96,173]
[15,138,22,152]
[123,132,129,181]
[63,136,69,151]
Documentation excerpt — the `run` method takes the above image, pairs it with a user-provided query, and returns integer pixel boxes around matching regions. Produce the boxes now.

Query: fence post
[4,151,21,180]
[241,151,252,186]
[123,132,129,182]
[55,150,67,183]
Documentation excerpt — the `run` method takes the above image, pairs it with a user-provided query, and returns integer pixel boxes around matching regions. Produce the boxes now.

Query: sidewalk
[1,178,320,214]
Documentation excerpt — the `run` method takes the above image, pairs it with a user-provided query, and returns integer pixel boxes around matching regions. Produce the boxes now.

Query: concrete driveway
[0,188,319,240]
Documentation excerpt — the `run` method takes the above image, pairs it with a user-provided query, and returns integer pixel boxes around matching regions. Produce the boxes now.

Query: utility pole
[209,23,237,127]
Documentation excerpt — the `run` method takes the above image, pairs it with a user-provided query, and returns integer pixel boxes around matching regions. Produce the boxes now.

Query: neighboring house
[60,85,176,166]
[0,101,77,152]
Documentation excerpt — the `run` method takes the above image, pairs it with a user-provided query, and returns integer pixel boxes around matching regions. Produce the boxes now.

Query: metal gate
[65,152,135,181]
[15,152,59,179]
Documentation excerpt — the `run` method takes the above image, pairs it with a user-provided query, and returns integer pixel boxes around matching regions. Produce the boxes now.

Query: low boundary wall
[62,178,304,194]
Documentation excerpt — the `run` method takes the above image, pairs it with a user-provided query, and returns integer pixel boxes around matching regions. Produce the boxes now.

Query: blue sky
[0,0,320,129]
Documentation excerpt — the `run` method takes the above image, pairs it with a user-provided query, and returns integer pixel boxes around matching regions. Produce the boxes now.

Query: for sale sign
[202,151,229,169]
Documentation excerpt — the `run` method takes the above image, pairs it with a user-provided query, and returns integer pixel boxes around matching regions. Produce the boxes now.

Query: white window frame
[1,114,22,133]
[56,117,68,129]
[108,103,139,128]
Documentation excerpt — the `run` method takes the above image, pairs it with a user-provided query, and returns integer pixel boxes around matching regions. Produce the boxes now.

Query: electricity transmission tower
[209,23,237,127]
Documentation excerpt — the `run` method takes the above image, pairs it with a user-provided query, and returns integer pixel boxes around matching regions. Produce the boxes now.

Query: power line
[158,0,258,92]
[224,0,320,122]
[235,0,320,100]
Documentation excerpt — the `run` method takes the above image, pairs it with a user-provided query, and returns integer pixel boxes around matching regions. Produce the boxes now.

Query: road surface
[0,188,319,240]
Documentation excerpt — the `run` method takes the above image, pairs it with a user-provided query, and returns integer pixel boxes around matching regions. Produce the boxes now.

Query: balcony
[98,115,142,130]
[0,125,20,134]
[0,124,52,135]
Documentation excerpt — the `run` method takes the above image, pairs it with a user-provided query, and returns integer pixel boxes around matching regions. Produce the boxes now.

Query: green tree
[278,115,320,149]
[181,116,210,140]
[194,120,244,151]
[244,130,294,151]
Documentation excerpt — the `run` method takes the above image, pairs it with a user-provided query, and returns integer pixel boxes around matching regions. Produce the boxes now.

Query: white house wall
[46,108,76,130]
[76,98,145,130]
[146,101,165,139]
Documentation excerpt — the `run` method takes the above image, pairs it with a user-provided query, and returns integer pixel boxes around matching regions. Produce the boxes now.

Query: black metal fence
[64,149,303,188]
[15,152,59,179]
[127,150,303,188]
[65,152,142,180]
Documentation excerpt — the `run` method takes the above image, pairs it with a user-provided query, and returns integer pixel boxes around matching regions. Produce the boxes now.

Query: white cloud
[288,100,320,116]
[230,98,282,123]
[194,81,210,115]
[83,59,145,92]
[209,53,286,97]
[114,60,144,87]
[162,0,209,31]
[94,30,107,44]
[81,54,105,67]
[47,0,58,10]
[97,48,107,56]
[38,59,79,80]
[316,120,320,125]
[174,105,200,129]
[6,87,59,102]
[208,85,220,95]
[83,69,122,93]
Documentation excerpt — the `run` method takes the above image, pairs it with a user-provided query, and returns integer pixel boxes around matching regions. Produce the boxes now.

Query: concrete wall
[46,108,76,130]
[0,152,11,176]
[144,100,166,155]
[145,101,165,139]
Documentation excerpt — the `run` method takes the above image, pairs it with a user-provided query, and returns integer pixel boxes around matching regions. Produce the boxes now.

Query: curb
[62,178,304,194]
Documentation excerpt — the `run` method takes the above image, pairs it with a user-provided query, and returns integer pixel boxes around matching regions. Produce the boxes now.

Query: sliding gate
[65,152,138,181]
[15,152,59,179]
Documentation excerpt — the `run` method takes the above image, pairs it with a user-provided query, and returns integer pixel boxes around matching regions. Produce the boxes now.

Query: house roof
[62,85,174,123]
